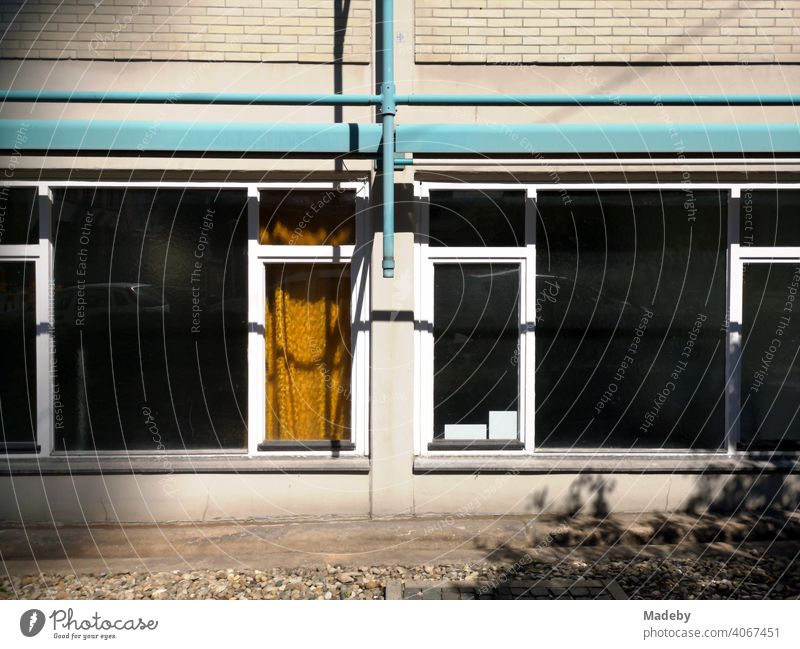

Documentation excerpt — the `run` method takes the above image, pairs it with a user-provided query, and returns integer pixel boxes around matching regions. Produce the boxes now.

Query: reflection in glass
[0,263,36,449]
[741,263,800,450]
[52,189,248,450]
[265,263,352,442]
[429,190,525,247]
[434,263,520,440]
[535,191,727,449]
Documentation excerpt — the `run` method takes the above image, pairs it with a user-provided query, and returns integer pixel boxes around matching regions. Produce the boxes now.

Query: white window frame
[0,180,370,459]
[248,182,371,457]
[415,183,537,456]
[727,187,800,453]
[415,182,800,457]
[0,184,52,458]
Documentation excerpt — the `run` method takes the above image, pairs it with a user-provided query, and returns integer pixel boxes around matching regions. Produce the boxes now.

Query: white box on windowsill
[489,411,517,440]
[443,424,487,440]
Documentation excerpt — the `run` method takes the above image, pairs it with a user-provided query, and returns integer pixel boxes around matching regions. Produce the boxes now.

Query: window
[535,191,727,450]
[418,186,533,451]
[0,187,43,455]
[51,188,249,451]
[417,184,799,456]
[0,262,37,452]
[0,186,38,245]
[740,263,800,451]
[0,182,369,460]
[251,185,369,455]
[434,263,521,446]
[735,190,800,452]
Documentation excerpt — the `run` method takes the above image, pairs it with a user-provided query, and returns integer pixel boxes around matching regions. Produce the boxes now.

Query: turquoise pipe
[379,0,395,279]
[0,120,383,153]
[394,122,800,154]
[4,90,799,107]
[1,90,381,106]
[395,93,800,106]
[4,120,800,155]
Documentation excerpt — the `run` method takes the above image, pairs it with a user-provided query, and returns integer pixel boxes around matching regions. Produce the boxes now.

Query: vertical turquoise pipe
[380,0,395,278]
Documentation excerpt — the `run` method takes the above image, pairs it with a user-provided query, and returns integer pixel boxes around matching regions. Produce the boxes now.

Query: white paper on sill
[489,410,517,439]
[443,424,487,440]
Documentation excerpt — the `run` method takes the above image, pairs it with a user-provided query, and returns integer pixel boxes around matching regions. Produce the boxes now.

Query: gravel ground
[2,552,798,600]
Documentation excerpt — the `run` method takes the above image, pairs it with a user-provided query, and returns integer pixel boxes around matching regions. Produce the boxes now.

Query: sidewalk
[1,513,798,599]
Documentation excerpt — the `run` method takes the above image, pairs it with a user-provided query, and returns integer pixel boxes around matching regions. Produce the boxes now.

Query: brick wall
[0,0,371,63]
[415,0,800,63]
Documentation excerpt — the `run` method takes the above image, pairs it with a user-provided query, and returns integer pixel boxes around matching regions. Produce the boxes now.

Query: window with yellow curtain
[265,263,352,442]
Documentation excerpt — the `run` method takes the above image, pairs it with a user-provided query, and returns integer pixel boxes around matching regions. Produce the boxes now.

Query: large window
[0,182,368,459]
[417,184,799,455]
[536,191,727,450]
[51,188,248,451]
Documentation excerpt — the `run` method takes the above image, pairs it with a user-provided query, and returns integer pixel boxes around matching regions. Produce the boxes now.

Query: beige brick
[0,0,372,63]
[414,0,799,63]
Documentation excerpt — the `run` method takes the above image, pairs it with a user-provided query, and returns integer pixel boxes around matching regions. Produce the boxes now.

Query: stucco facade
[0,1,798,523]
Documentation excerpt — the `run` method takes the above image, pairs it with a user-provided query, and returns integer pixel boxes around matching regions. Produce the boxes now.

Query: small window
[741,190,800,247]
[740,263,800,451]
[433,263,520,443]
[259,189,355,245]
[429,190,525,247]
[0,262,37,452]
[0,187,38,245]
[265,263,352,443]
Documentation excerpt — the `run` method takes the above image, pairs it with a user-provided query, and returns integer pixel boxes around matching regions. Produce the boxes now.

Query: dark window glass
[434,263,520,440]
[260,190,355,245]
[0,187,38,245]
[52,189,248,451]
[535,191,727,450]
[740,263,800,451]
[741,190,800,247]
[0,262,36,450]
[429,190,525,247]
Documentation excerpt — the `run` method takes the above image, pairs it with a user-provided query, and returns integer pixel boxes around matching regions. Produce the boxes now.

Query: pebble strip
[2,553,798,600]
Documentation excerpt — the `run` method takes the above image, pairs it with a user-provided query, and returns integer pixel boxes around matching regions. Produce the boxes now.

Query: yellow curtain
[265,264,352,441]
[260,190,355,246]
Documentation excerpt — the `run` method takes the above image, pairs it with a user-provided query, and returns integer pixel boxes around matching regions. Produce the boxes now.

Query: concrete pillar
[369,178,417,517]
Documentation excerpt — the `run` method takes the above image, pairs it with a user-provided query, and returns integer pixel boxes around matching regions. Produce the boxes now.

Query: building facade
[1,0,799,522]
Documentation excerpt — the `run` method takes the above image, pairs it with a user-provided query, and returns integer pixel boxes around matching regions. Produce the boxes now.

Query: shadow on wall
[471,471,800,565]
[684,473,800,515]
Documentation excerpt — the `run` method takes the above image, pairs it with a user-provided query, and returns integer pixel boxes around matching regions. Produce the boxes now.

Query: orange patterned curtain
[260,190,355,246]
[265,263,352,441]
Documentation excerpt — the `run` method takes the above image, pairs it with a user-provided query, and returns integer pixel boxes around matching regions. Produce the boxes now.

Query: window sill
[0,454,371,476]
[427,439,524,452]
[413,453,800,474]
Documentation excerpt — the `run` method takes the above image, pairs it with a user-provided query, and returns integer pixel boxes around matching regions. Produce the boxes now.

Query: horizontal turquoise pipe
[0,120,383,153]
[3,120,800,154]
[394,123,800,154]
[395,94,800,106]
[3,91,800,106]
[1,90,382,106]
